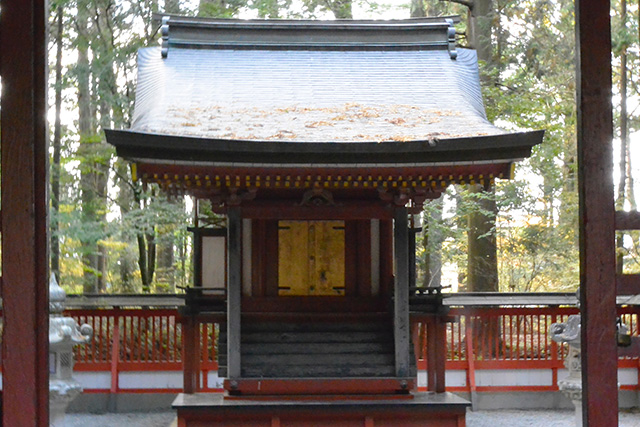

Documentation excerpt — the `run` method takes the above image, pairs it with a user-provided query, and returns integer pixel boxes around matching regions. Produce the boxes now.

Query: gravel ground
[53,412,176,427]
[467,409,640,426]
[55,409,640,426]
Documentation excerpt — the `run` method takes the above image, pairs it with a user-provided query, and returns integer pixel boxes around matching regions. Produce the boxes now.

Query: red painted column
[0,0,50,425]
[182,315,200,393]
[576,0,618,425]
[426,317,447,393]
[426,319,436,392]
[110,322,121,393]
[434,317,447,393]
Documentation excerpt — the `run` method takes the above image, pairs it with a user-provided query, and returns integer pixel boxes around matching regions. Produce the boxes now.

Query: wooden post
[192,228,203,288]
[182,315,199,393]
[0,0,50,425]
[576,0,618,425]
[227,207,243,379]
[426,319,436,391]
[426,317,447,393]
[394,207,411,377]
[408,225,417,288]
[434,317,447,393]
[110,320,121,393]
[201,324,210,390]
[464,320,478,408]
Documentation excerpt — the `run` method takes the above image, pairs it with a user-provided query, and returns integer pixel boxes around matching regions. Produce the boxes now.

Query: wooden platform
[172,392,469,426]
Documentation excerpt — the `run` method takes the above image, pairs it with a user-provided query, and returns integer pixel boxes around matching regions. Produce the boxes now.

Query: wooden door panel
[278,221,309,295]
[278,220,345,296]
[311,221,345,295]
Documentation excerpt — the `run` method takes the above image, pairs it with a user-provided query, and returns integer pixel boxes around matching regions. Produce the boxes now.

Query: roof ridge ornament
[161,16,170,58]
[156,15,460,54]
[446,19,457,60]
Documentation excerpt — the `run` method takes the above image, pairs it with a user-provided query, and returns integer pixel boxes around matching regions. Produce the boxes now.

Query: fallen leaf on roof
[387,117,406,125]
[389,135,414,142]
[305,121,334,128]
[267,130,298,140]
[142,102,503,142]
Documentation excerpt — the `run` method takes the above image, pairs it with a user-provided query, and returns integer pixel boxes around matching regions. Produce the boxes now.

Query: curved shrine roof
[132,46,500,143]
[108,17,543,177]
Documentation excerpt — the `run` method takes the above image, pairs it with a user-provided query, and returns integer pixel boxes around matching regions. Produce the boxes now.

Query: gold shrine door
[278,220,345,296]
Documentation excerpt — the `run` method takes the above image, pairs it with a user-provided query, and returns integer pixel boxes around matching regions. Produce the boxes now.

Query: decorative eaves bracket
[378,188,441,213]
[210,187,257,208]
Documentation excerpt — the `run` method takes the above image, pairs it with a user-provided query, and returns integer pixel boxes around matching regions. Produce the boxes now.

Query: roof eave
[105,129,544,167]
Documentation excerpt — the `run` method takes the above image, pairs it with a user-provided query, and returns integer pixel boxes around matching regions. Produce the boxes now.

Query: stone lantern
[550,306,629,427]
[49,274,93,425]
[550,314,582,426]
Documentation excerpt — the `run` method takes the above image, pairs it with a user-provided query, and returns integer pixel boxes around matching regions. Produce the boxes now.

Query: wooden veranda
[1,1,639,426]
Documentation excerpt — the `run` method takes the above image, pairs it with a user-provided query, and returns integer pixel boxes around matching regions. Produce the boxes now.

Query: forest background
[47,0,640,295]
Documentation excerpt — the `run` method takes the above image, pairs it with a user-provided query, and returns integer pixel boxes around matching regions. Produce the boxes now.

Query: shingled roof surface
[131,19,504,143]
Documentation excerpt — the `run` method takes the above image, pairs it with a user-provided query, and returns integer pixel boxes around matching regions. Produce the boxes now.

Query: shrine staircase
[218,320,415,379]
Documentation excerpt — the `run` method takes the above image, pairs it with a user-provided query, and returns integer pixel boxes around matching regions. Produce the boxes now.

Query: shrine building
[106,15,544,427]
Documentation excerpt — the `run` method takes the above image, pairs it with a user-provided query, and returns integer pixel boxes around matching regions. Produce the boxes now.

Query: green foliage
[420,0,582,293]
[198,0,246,18]
[47,0,636,296]
[496,177,579,292]
[484,0,580,291]
[250,0,293,18]
[619,231,640,274]
[50,0,195,294]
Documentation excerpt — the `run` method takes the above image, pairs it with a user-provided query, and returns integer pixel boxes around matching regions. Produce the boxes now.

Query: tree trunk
[164,0,181,13]
[465,0,499,293]
[133,188,157,293]
[410,0,425,17]
[467,184,498,292]
[616,0,628,275]
[422,197,444,288]
[95,63,115,292]
[116,160,137,292]
[468,0,494,75]
[327,0,352,19]
[147,231,157,292]
[452,188,468,289]
[627,148,636,210]
[77,0,116,293]
[424,0,446,17]
[77,0,101,294]
[51,5,64,282]
[136,229,157,293]
[138,233,150,291]
[467,183,501,357]
[467,0,502,359]
[178,230,189,288]
[156,234,175,293]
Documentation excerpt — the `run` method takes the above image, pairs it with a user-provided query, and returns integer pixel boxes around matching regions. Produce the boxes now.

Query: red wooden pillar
[110,322,121,393]
[0,0,50,425]
[576,0,618,425]
[182,315,201,393]
[426,317,446,393]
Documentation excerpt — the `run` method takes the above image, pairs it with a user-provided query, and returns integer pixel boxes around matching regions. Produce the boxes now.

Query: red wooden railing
[414,306,580,393]
[2,305,639,393]
[67,309,220,392]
